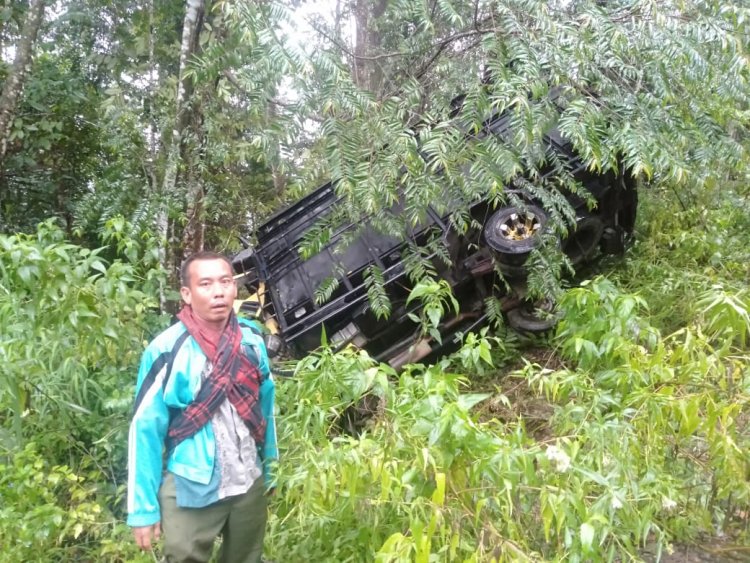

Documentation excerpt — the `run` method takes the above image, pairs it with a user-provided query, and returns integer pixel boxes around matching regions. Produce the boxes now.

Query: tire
[506,300,559,333]
[600,227,626,255]
[497,261,529,279]
[617,174,639,236]
[562,216,604,265]
[600,174,638,255]
[484,204,549,255]
[263,333,285,359]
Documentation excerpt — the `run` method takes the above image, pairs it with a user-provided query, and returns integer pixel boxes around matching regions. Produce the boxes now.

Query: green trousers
[158,472,268,563]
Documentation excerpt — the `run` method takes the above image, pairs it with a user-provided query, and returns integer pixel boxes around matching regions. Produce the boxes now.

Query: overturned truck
[232,111,638,368]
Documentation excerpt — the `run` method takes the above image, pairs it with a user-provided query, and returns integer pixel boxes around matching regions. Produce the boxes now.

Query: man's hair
[180,251,233,287]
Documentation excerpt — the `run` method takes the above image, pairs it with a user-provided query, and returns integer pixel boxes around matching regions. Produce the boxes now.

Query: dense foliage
[263,187,750,561]
[1,186,748,560]
[2,2,748,266]
[0,220,167,561]
[1,0,749,560]
[276,0,750,289]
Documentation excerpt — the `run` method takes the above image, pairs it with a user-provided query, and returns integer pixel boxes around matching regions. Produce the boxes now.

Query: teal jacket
[127,319,277,528]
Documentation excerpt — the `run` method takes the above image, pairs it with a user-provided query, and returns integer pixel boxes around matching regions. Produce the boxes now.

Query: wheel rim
[493,211,542,242]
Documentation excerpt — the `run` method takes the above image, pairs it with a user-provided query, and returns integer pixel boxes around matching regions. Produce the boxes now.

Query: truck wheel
[484,204,549,256]
[563,216,604,265]
[507,299,559,333]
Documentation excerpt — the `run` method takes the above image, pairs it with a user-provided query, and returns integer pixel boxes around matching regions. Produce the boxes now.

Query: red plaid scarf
[167,306,266,449]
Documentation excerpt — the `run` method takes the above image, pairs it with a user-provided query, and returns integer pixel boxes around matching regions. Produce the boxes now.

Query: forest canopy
[1,0,749,561]
[1,0,747,262]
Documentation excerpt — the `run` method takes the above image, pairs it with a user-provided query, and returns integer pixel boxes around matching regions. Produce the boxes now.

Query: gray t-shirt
[211,383,263,499]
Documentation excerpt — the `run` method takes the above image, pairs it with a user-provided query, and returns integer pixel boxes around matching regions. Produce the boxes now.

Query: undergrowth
[265,187,750,562]
[1,188,748,561]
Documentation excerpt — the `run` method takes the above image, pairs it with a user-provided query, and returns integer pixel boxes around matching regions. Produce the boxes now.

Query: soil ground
[471,345,563,441]
[641,538,750,562]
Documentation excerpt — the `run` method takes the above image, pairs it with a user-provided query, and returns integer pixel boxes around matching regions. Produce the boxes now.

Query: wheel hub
[497,212,542,241]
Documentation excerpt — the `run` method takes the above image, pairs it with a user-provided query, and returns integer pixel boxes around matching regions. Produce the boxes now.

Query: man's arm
[260,375,278,492]
[127,344,171,542]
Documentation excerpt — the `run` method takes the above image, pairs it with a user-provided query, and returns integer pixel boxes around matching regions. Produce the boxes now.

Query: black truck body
[232,110,638,367]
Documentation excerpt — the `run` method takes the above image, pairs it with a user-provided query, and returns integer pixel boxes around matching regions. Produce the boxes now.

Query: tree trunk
[146,0,158,192]
[179,2,213,260]
[158,0,206,299]
[0,0,46,165]
[352,0,387,96]
[181,105,207,258]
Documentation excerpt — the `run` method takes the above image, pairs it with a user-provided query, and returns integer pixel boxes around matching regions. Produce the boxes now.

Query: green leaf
[427,306,441,329]
[580,522,595,551]
[407,281,431,304]
[431,472,446,506]
[90,260,107,275]
[457,393,491,411]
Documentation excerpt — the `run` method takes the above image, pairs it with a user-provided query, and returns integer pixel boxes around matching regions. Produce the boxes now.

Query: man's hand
[133,523,161,551]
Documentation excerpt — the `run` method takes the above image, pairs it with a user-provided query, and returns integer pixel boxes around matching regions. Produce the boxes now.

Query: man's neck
[192,314,227,336]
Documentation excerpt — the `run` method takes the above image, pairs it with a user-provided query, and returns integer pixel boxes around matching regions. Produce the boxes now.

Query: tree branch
[310,18,493,63]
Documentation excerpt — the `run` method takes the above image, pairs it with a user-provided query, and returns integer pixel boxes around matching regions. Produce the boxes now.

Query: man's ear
[180,286,192,305]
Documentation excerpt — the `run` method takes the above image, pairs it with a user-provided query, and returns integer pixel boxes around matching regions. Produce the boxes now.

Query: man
[127,251,276,563]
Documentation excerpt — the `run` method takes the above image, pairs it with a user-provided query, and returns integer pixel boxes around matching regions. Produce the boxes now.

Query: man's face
[180,258,237,329]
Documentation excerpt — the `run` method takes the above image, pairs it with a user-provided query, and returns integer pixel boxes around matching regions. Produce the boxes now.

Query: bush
[264,271,749,561]
[0,219,166,560]
[0,443,148,561]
